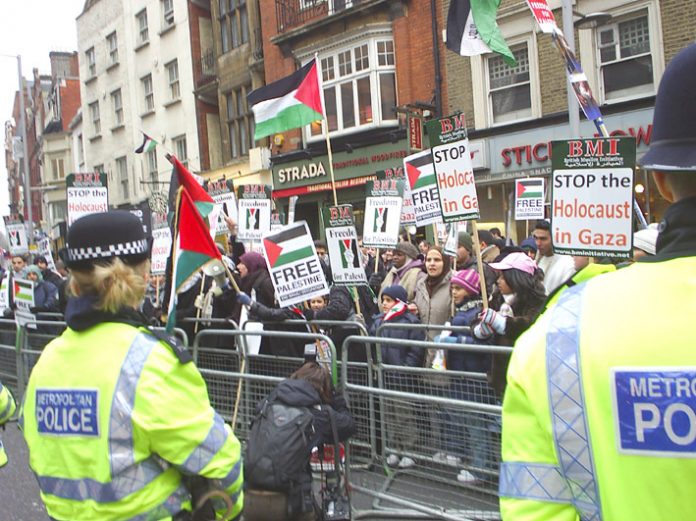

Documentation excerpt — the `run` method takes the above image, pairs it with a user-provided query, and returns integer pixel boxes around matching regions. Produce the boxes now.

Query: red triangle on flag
[173,156,214,205]
[178,189,221,258]
[263,238,283,267]
[294,60,323,116]
[405,161,421,190]
[517,182,527,198]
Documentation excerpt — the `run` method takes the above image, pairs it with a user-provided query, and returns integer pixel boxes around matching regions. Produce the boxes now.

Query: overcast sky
[0,0,85,220]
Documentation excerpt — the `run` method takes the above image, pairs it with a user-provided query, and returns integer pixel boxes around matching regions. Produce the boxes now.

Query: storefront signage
[551,137,635,258]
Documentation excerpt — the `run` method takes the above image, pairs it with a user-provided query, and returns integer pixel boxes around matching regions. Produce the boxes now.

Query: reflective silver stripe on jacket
[179,412,229,474]
[0,384,13,421]
[546,285,602,521]
[499,461,573,503]
[36,333,176,503]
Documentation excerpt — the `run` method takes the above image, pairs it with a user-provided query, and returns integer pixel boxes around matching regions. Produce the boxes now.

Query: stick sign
[322,205,367,286]
[404,150,442,227]
[362,178,404,248]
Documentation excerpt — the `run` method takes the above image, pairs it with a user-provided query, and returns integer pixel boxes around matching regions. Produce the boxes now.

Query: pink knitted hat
[450,269,481,295]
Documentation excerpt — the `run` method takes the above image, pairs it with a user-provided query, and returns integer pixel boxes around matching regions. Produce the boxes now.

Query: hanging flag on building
[363,178,404,248]
[237,184,272,241]
[404,150,443,227]
[248,59,324,141]
[446,0,516,66]
[166,188,222,331]
[514,177,545,220]
[322,205,367,286]
[262,221,329,306]
[135,132,158,154]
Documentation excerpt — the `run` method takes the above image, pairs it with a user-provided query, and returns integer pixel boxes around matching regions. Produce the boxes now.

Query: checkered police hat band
[67,238,149,261]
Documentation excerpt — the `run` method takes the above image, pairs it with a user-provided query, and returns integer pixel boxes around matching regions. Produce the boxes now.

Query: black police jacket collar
[644,195,696,263]
[65,295,150,332]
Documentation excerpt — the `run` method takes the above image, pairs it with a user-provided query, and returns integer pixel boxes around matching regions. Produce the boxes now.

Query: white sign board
[213,191,238,236]
[323,205,367,286]
[432,139,480,222]
[362,179,404,248]
[66,173,109,226]
[151,225,172,275]
[13,278,36,327]
[514,177,545,220]
[404,150,442,227]
[4,219,28,255]
[237,199,272,241]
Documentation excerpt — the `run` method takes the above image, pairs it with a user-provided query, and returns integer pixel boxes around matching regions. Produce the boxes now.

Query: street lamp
[1,53,33,244]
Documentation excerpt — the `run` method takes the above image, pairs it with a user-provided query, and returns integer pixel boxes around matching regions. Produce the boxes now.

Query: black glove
[368,272,384,289]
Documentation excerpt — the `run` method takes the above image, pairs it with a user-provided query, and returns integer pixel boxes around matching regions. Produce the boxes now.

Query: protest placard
[237,184,272,241]
[376,168,415,225]
[271,211,286,231]
[13,278,36,327]
[362,178,404,248]
[0,274,10,313]
[515,178,545,220]
[322,205,367,286]
[37,238,57,271]
[426,114,479,222]
[150,213,172,275]
[4,215,28,255]
[525,0,557,33]
[551,137,635,258]
[206,177,238,236]
[66,173,108,226]
[262,221,329,307]
[404,150,442,227]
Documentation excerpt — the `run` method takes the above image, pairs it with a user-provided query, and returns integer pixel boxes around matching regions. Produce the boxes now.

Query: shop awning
[272,174,377,198]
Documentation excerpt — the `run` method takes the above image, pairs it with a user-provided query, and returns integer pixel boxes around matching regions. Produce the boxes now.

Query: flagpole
[471,221,489,311]
[315,54,339,207]
[165,187,184,331]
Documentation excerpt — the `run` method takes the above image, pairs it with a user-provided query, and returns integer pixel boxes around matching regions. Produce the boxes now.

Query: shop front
[471,106,659,243]
[271,139,409,238]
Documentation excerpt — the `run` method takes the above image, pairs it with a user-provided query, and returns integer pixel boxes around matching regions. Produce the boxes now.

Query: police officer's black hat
[65,211,151,269]
[640,43,696,172]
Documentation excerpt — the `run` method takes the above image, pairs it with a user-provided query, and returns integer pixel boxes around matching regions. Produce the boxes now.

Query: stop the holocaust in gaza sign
[362,178,404,248]
[426,114,479,222]
[262,221,329,307]
[66,173,108,226]
[322,205,367,286]
[551,137,635,258]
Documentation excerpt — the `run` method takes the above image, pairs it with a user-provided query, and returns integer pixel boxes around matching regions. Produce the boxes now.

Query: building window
[116,156,129,199]
[226,86,253,157]
[107,32,119,66]
[487,45,531,124]
[86,47,96,77]
[162,0,174,28]
[142,74,154,112]
[309,36,397,138]
[146,149,158,186]
[136,9,149,45]
[597,12,653,102]
[77,134,84,168]
[166,60,180,101]
[173,135,188,166]
[111,89,123,126]
[219,0,249,53]
[89,101,101,135]
[51,158,65,180]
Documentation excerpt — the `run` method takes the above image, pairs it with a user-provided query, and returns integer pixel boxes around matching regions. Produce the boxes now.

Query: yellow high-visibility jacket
[22,322,243,520]
[0,380,16,468]
[500,257,696,520]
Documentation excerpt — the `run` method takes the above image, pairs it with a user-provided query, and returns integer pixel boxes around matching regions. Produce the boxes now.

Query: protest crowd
[2,32,696,521]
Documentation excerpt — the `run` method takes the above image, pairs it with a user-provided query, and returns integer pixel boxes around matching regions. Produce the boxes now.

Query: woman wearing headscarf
[411,246,453,344]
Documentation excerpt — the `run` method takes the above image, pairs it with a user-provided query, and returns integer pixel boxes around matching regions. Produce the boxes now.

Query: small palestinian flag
[248,59,324,141]
[263,223,315,269]
[517,179,543,199]
[374,207,388,233]
[405,150,436,190]
[13,279,33,303]
[135,132,157,154]
[339,238,358,269]
[246,208,259,230]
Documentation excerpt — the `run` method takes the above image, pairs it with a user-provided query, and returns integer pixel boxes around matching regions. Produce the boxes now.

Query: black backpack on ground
[245,395,315,492]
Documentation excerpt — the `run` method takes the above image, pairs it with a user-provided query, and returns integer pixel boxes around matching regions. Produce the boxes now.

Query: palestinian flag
[339,238,358,269]
[248,59,324,141]
[517,179,543,198]
[263,223,315,269]
[135,132,157,154]
[446,0,516,66]
[13,279,33,303]
[374,207,388,233]
[405,150,436,190]
[166,188,222,331]
[167,156,215,220]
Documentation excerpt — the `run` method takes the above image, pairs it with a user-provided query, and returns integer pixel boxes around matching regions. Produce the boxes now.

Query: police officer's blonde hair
[69,258,150,314]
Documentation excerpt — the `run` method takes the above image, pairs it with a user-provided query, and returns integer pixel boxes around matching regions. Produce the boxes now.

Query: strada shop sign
[477,107,654,184]
[272,139,408,197]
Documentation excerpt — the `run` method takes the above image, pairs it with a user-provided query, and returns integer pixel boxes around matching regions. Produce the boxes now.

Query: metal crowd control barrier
[340,332,513,521]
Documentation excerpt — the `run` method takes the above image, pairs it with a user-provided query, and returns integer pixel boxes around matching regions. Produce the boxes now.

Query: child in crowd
[308,296,328,313]
[369,285,424,469]
[436,269,496,484]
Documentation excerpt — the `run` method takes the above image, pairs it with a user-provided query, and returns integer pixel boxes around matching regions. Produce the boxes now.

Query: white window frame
[142,74,154,112]
[107,32,119,66]
[86,47,96,77]
[578,1,663,106]
[116,156,129,200]
[89,101,101,136]
[111,89,123,127]
[136,9,149,45]
[470,34,541,129]
[173,135,188,166]
[166,60,180,101]
[162,0,174,28]
[302,31,398,142]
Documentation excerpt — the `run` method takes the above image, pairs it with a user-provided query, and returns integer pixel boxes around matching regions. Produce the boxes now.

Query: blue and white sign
[36,389,99,437]
[612,368,696,456]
